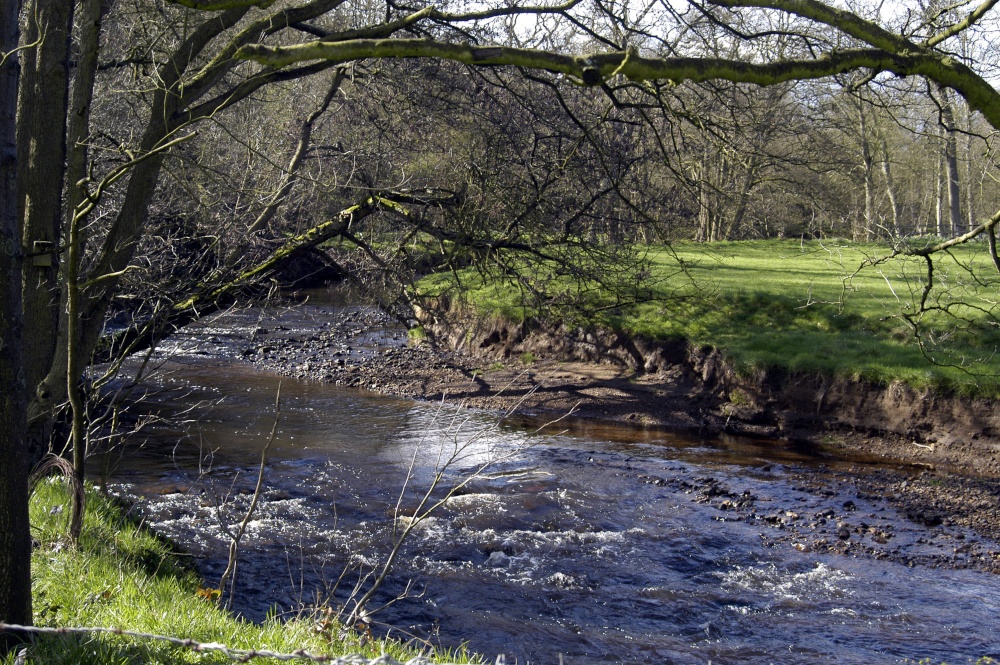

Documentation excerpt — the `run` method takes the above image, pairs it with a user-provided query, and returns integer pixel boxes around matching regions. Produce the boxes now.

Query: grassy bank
[6,480,471,665]
[418,239,1000,396]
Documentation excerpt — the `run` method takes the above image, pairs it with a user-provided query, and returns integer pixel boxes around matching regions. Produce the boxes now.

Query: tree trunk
[17,0,74,466]
[27,135,170,438]
[694,155,710,242]
[959,32,977,233]
[935,123,945,236]
[880,136,901,236]
[23,2,349,464]
[858,105,875,241]
[26,7,252,436]
[723,162,757,241]
[1,0,32,650]
[63,0,106,540]
[963,100,976,231]
[939,89,964,236]
[697,180,712,242]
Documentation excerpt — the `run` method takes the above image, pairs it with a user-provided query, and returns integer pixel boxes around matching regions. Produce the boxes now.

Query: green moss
[407,325,427,345]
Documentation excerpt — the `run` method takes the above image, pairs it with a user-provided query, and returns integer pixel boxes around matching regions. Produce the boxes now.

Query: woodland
[2,0,1000,653]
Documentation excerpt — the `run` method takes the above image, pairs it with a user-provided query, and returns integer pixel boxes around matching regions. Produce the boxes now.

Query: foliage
[6,481,470,665]
[420,239,1000,396]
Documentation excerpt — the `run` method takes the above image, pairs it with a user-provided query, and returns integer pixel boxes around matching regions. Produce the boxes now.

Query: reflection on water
[103,308,1000,665]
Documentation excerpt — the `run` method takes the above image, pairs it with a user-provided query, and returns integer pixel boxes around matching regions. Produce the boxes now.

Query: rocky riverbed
[219,304,1000,574]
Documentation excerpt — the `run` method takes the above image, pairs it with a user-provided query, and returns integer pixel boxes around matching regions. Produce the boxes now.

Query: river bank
[232,303,1000,570]
[19,479,446,665]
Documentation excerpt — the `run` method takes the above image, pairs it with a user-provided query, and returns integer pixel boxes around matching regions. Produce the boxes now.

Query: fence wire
[0,623,503,665]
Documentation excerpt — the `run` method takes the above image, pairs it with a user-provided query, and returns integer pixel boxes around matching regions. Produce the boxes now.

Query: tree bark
[1,0,32,650]
[17,0,74,465]
[935,123,945,236]
[856,98,876,241]
[960,31,977,233]
[962,99,976,231]
[63,0,106,540]
[880,135,901,237]
[939,88,964,236]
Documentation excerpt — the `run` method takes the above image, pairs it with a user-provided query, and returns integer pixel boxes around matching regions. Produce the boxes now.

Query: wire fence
[0,623,498,665]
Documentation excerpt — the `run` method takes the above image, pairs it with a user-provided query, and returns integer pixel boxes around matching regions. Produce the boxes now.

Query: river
[101,300,1000,664]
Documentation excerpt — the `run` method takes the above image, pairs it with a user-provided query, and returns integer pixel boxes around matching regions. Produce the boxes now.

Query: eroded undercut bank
[414,300,1000,477]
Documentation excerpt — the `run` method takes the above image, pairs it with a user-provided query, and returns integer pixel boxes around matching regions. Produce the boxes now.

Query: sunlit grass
[418,239,1000,396]
[5,480,477,665]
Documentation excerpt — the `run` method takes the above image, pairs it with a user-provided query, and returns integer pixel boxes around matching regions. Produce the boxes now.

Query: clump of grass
[7,480,476,665]
[728,389,752,406]
[407,326,427,345]
[417,239,1000,397]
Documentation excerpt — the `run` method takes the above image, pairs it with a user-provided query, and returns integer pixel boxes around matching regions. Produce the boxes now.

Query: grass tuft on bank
[6,480,475,665]
[417,239,1000,396]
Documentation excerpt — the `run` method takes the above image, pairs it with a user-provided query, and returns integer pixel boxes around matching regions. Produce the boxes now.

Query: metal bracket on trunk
[30,240,55,267]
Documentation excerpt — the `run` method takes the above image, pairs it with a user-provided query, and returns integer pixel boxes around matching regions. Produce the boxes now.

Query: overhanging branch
[236,38,1000,128]
[167,0,274,9]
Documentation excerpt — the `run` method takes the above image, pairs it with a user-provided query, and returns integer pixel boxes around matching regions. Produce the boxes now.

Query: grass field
[5,480,473,665]
[418,239,1000,396]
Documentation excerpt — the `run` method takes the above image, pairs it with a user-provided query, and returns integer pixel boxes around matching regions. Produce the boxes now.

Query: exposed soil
[241,304,1000,571]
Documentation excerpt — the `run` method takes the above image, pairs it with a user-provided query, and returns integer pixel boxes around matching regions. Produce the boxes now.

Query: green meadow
[418,239,1000,396]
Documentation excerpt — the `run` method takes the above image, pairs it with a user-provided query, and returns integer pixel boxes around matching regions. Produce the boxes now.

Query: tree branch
[906,206,1000,256]
[236,38,1000,128]
[925,0,1000,46]
[709,0,916,53]
[177,0,347,108]
[167,0,274,9]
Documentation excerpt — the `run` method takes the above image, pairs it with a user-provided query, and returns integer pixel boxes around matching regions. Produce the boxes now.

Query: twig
[28,455,86,542]
[218,383,282,605]
[345,386,561,627]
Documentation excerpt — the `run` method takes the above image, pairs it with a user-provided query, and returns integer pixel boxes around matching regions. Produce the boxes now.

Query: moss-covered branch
[174,201,371,311]
[906,207,1000,256]
[237,38,901,83]
[709,0,915,53]
[236,38,1000,129]
[924,0,1000,46]
[177,0,345,109]
[167,0,273,9]
[99,200,372,361]
[231,0,1000,135]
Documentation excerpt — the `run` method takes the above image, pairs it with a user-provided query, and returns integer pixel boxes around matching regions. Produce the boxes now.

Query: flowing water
[102,302,1000,664]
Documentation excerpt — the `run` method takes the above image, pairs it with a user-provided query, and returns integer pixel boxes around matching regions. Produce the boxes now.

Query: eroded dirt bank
[241,304,1000,563]
[415,304,1000,477]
